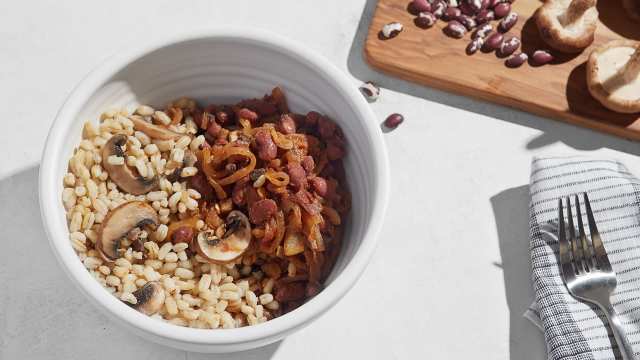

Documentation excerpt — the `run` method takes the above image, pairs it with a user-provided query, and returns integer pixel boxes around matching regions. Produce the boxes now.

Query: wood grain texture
[365,0,640,140]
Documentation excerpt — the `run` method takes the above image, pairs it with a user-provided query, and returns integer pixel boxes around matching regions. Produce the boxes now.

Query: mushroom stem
[622,45,640,83]
[561,0,596,25]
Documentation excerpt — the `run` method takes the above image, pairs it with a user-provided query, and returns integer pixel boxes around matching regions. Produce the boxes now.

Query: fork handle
[600,300,637,360]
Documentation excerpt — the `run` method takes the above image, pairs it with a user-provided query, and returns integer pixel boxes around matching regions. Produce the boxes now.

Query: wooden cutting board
[365,0,640,140]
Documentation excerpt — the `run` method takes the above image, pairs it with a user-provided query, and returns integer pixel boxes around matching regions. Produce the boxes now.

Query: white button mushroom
[535,0,598,53]
[129,281,165,315]
[587,40,640,113]
[194,211,252,264]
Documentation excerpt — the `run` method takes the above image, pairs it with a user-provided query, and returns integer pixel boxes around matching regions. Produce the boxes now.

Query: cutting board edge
[364,42,640,142]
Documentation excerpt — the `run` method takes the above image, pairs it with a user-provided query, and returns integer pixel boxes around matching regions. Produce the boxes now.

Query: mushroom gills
[101,134,158,195]
[129,281,165,315]
[195,210,252,264]
[97,201,159,261]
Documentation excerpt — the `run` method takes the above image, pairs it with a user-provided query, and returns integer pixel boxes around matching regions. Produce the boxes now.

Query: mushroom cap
[97,201,159,261]
[102,134,158,195]
[535,0,598,53]
[129,281,165,315]
[623,0,640,21]
[587,40,640,114]
[130,117,182,141]
[194,210,252,264]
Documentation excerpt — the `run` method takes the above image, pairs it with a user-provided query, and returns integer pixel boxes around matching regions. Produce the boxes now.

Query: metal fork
[558,193,636,360]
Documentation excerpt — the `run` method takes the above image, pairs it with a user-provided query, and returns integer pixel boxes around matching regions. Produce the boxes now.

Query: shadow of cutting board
[365,0,640,140]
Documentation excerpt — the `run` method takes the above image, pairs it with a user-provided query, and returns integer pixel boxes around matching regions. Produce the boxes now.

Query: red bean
[442,7,461,21]
[431,0,446,18]
[277,114,297,134]
[206,121,221,137]
[384,113,404,129]
[249,199,278,224]
[498,36,521,57]
[456,14,477,30]
[466,37,485,55]
[237,108,258,122]
[317,116,337,139]
[172,226,194,244]
[275,282,306,302]
[498,12,518,32]
[444,20,466,38]
[415,11,437,28]
[188,172,214,200]
[531,50,554,65]
[411,0,432,13]
[286,162,308,189]
[505,52,528,68]
[254,130,277,161]
[326,143,345,160]
[473,23,493,39]
[305,111,320,127]
[310,177,328,197]
[301,156,315,173]
[476,9,495,24]
[493,3,510,18]
[483,32,504,51]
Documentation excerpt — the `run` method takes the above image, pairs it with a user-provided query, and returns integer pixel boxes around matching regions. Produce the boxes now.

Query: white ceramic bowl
[39,29,389,353]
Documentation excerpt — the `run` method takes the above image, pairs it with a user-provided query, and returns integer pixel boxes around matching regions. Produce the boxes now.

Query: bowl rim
[39,28,389,345]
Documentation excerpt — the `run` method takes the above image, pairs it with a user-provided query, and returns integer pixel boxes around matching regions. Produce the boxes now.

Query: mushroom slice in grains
[102,134,158,195]
[130,116,182,140]
[129,281,165,315]
[97,201,159,262]
[195,210,252,264]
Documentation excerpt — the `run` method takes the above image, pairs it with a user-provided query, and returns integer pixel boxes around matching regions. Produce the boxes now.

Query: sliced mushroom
[97,201,159,261]
[102,134,158,195]
[535,0,598,53]
[129,281,165,315]
[194,210,252,264]
[624,0,640,22]
[130,116,182,140]
[587,40,640,113]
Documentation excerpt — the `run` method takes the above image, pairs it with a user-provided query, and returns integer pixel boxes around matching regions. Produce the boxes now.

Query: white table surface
[2,1,640,359]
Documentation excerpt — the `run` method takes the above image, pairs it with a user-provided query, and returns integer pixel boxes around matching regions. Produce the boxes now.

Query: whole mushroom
[535,0,598,53]
[623,0,640,21]
[587,40,640,113]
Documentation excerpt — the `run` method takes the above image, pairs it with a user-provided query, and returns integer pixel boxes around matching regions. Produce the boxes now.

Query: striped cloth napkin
[526,156,640,360]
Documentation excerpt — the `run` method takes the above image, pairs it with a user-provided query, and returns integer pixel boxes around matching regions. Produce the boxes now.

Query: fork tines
[558,193,612,278]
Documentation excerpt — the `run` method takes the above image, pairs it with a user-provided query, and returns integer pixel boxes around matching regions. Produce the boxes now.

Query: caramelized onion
[265,169,290,187]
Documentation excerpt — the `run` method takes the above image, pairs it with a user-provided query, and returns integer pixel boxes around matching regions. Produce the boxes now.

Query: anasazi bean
[473,23,492,39]
[442,6,461,21]
[505,52,528,68]
[532,50,554,66]
[498,36,521,57]
[466,37,485,55]
[456,14,477,30]
[415,12,437,28]
[444,20,467,38]
[498,12,518,32]
[476,9,495,23]
[411,0,432,13]
[432,0,446,18]
[483,32,504,51]
[493,2,511,18]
